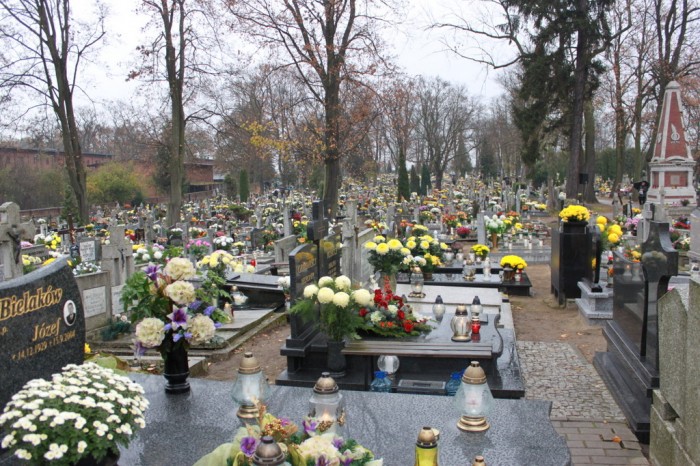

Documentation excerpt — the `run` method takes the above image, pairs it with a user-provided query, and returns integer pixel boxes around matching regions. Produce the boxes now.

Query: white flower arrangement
[0,363,148,465]
[72,261,102,276]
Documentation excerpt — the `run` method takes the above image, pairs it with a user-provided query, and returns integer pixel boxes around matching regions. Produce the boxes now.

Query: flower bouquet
[290,275,365,342]
[194,403,382,466]
[121,257,229,357]
[471,244,490,260]
[0,363,148,466]
[364,236,411,277]
[357,283,433,338]
[558,205,590,223]
[186,239,211,260]
[133,243,166,264]
[404,234,447,269]
[500,255,527,270]
[213,235,234,251]
[456,226,471,238]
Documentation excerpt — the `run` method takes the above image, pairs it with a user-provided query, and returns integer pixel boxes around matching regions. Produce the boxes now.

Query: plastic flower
[164,281,196,305]
[163,257,196,280]
[189,314,216,344]
[135,318,166,348]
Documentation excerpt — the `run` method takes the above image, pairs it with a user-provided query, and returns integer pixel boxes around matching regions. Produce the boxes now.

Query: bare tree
[415,77,474,189]
[0,0,106,220]
[229,0,395,216]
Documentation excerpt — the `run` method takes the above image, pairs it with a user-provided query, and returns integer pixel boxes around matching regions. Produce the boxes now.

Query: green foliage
[595,147,636,181]
[121,271,170,323]
[224,172,238,199]
[87,162,145,206]
[397,149,410,201]
[239,170,250,202]
[478,139,499,180]
[409,165,420,194]
[100,318,132,341]
[420,164,431,195]
[153,144,188,196]
[61,182,80,224]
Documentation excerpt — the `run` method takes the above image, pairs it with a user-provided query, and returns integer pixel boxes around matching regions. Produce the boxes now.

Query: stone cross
[283,207,292,237]
[307,200,329,243]
[0,202,34,281]
[477,212,486,245]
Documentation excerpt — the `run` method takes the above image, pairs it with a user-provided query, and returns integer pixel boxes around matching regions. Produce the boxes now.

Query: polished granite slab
[119,374,570,466]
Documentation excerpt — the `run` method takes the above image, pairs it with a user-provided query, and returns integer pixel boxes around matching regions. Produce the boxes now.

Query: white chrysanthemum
[164,281,196,305]
[317,287,335,304]
[297,434,341,462]
[387,305,398,315]
[334,275,351,291]
[77,441,87,453]
[189,315,216,344]
[303,284,319,299]
[370,311,383,323]
[153,251,163,260]
[135,318,165,348]
[351,289,372,306]
[163,257,196,280]
[318,276,334,287]
[332,292,350,308]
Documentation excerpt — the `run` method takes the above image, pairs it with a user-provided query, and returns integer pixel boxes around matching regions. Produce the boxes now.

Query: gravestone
[477,212,486,245]
[101,226,135,287]
[274,235,298,264]
[0,258,85,409]
[688,207,700,263]
[550,221,593,305]
[78,237,101,263]
[650,278,700,465]
[594,221,678,442]
[319,227,342,278]
[250,228,265,251]
[0,202,35,281]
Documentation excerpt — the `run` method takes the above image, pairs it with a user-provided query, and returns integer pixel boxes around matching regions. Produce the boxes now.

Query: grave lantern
[251,436,286,466]
[308,372,346,435]
[454,361,494,432]
[470,296,482,319]
[451,304,471,342]
[231,352,270,423]
[410,266,425,298]
[432,295,446,322]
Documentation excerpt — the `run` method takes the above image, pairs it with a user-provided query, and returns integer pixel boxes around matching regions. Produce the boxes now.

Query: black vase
[163,344,190,394]
[326,340,346,378]
[561,220,588,234]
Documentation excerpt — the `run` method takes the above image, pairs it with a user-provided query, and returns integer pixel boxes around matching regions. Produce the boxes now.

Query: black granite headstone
[550,221,593,304]
[288,243,318,300]
[594,221,678,442]
[0,258,85,409]
[307,200,328,243]
[319,230,342,278]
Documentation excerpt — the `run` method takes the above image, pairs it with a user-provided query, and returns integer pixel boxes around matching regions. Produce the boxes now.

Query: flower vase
[326,340,346,378]
[503,267,516,282]
[163,344,190,394]
[381,273,397,294]
[491,232,499,251]
[422,272,433,281]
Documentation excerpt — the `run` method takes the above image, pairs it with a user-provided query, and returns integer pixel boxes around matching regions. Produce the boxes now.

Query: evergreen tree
[409,166,421,194]
[420,164,431,195]
[60,182,80,224]
[479,139,499,180]
[239,170,250,202]
[397,149,410,201]
[224,173,238,199]
[454,133,472,176]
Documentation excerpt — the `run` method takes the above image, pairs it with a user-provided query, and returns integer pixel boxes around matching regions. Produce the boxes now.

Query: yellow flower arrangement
[471,244,490,259]
[500,255,528,270]
[559,205,591,223]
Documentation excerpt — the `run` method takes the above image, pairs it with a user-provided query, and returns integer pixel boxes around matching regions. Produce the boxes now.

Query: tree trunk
[565,0,590,200]
[583,100,597,203]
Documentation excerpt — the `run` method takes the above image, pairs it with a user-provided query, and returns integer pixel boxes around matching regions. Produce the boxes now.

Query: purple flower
[340,457,354,466]
[145,264,160,281]
[302,419,318,435]
[332,437,344,449]
[173,332,183,342]
[279,417,291,426]
[168,308,188,330]
[315,456,331,466]
[134,340,148,356]
[203,305,216,316]
[188,300,202,310]
[214,322,222,329]
[163,323,172,332]
[240,437,258,456]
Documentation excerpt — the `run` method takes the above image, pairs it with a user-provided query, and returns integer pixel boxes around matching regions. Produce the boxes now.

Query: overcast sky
[76,0,507,107]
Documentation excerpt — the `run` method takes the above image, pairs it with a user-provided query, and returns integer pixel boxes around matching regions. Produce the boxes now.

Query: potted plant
[558,205,591,223]
[0,363,148,465]
[470,244,490,261]
[500,255,528,281]
[456,226,471,239]
[365,235,411,291]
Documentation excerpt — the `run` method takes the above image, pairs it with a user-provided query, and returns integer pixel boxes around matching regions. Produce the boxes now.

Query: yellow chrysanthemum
[608,233,620,244]
[387,239,403,250]
[596,215,608,225]
[376,243,390,255]
[364,241,377,250]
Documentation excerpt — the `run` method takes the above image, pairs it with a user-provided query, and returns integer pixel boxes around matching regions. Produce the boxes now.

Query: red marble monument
[647,81,697,206]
